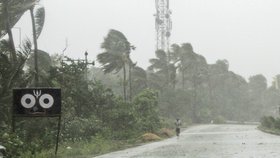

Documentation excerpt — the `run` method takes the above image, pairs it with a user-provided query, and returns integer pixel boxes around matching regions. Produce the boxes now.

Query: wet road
[94,124,280,158]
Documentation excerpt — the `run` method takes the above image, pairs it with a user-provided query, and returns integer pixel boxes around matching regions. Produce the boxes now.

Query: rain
[1,0,280,157]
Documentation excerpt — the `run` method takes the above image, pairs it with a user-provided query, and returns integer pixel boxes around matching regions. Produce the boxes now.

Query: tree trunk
[207,74,215,116]
[30,7,39,87]
[123,64,127,101]
[192,65,199,123]
[3,0,17,64]
[182,69,185,89]
[192,75,198,123]
[129,63,132,102]
[166,64,170,87]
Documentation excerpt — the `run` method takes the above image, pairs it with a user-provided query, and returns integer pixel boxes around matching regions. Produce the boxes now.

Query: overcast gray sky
[14,0,280,84]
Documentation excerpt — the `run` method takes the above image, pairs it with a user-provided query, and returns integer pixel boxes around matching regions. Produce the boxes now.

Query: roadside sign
[13,88,61,116]
[12,88,62,155]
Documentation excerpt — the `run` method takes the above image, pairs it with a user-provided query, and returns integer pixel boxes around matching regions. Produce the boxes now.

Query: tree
[25,49,52,86]
[97,29,133,101]
[215,59,229,73]
[248,74,267,92]
[180,46,208,123]
[247,74,267,119]
[131,66,147,97]
[148,49,176,89]
[2,0,17,64]
[170,44,183,87]
[0,39,31,127]
[0,0,37,38]
[132,89,161,132]
[128,48,136,101]
[1,0,37,64]
[149,50,168,77]
[170,43,195,89]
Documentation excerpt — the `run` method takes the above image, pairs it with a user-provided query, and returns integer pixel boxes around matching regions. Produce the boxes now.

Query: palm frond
[35,6,45,39]
[101,29,130,55]
[97,52,123,74]
[0,0,36,38]
[20,38,32,56]
[0,39,12,53]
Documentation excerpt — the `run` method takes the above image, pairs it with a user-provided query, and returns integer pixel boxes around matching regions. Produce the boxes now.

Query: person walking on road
[175,118,182,137]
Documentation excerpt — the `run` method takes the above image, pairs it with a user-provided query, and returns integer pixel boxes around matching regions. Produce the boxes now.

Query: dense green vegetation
[259,116,280,135]
[1,1,280,157]
[93,41,280,123]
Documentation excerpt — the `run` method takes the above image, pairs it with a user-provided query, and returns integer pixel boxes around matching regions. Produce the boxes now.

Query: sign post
[12,88,61,155]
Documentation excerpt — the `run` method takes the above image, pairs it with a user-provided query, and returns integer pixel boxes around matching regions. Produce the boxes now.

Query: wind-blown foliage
[1,12,280,156]
[131,66,147,96]
[34,6,45,38]
[97,29,134,101]
[98,29,131,73]
[0,38,31,127]
[148,49,176,88]
[0,0,36,38]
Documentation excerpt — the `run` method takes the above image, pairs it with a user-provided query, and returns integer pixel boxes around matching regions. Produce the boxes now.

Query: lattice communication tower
[155,0,172,53]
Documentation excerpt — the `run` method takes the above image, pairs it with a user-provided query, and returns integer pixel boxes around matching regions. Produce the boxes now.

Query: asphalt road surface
[94,124,280,158]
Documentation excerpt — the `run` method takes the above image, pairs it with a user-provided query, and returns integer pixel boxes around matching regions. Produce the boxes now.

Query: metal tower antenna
[155,0,172,54]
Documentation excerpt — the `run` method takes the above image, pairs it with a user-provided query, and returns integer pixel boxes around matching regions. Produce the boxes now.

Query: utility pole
[62,51,94,80]
[84,51,93,80]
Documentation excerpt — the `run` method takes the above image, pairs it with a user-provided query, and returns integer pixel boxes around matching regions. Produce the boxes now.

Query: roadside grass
[141,133,161,142]
[258,125,280,136]
[20,128,175,158]
[21,137,141,158]
[258,116,280,136]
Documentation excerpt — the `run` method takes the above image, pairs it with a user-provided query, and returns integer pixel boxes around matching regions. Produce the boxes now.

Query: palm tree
[1,0,44,86]
[1,0,36,64]
[183,45,208,123]
[0,0,36,37]
[97,29,133,101]
[148,49,176,89]
[2,0,17,64]
[178,43,194,88]
[128,57,136,101]
[170,44,182,87]
[148,49,169,83]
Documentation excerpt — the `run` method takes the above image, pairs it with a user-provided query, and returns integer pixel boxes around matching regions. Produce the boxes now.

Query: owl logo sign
[13,88,61,116]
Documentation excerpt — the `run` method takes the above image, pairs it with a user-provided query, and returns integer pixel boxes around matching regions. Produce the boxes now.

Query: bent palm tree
[1,0,44,84]
[0,0,36,64]
[0,0,36,38]
[97,29,133,101]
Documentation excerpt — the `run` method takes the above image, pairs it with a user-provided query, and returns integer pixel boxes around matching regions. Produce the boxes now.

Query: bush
[1,132,24,158]
[133,89,161,132]
[274,118,280,129]
[62,115,102,141]
[213,115,226,124]
[103,98,138,139]
[260,116,275,129]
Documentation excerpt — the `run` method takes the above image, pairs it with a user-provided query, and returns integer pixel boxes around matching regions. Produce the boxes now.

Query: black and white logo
[13,88,61,116]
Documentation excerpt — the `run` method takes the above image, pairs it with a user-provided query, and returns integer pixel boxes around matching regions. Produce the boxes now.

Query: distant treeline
[93,30,280,123]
